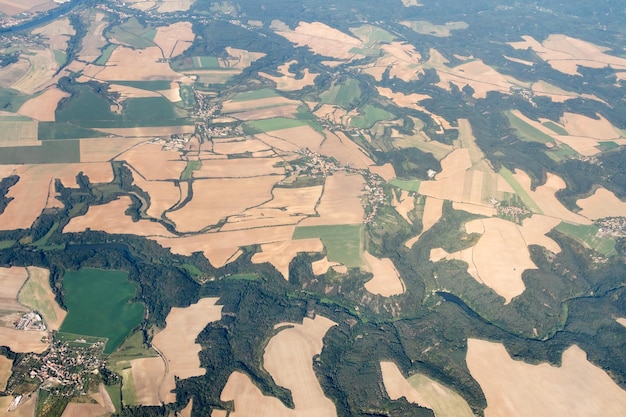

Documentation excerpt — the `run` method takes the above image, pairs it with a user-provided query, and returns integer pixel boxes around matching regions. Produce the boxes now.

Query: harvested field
[259,60,318,91]
[18,266,66,331]
[0,266,29,312]
[366,42,423,82]
[96,125,195,137]
[108,83,161,99]
[156,225,296,268]
[300,172,364,226]
[0,163,113,230]
[467,338,626,417]
[153,22,194,58]
[262,315,337,417]
[212,137,271,155]
[0,59,31,89]
[431,216,560,302]
[0,392,37,417]
[0,118,38,147]
[381,361,474,417]
[363,252,404,296]
[260,125,325,150]
[152,297,222,403]
[156,0,195,13]
[577,188,626,220]
[509,34,626,77]
[376,87,430,108]
[33,17,74,50]
[61,403,107,417]
[131,174,180,219]
[0,0,55,15]
[230,105,300,121]
[221,372,293,417]
[194,157,284,178]
[617,318,626,328]
[80,137,147,162]
[18,86,68,121]
[64,196,174,237]
[0,355,11,391]
[252,239,324,280]
[560,112,622,140]
[117,142,186,181]
[392,190,415,224]
[452,202,496,217]
[0,327,48,353]
[222,47,266,69]
[317,131,374,169]
[369,163,396,181]
[11,48,58,94]
[421,196,444,234]
[167,176,278,232]
[221,96,300,114]
[87,46,184,81]
[130,357,166,406]
[312,256,342,275]
[276,21,363,61]
[77,12,108,62]
[512,170,591,225]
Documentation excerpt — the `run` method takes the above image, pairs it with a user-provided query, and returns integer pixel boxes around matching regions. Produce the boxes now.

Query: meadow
[244,117,308,133]
[555,222,617,256]
[59,268,145,353]
[293,224,363,268]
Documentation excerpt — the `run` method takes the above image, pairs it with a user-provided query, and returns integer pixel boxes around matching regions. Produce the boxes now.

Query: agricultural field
[293,224,363,268]
[401,20,469,37]
[59,269,144,353]
[17,266,66,331]
[555,222,617,257]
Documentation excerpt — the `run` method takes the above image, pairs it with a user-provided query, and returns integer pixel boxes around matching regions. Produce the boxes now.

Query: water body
[0,0,87,33]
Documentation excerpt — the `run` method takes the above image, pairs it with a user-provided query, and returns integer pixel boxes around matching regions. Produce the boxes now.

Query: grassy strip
[95,44,118,65]
[232,88,279,102]
[505,110,555,144]
[181,160,201,180]
[244,117,307,133]
[389,178,421,192]
[498,167,543,214]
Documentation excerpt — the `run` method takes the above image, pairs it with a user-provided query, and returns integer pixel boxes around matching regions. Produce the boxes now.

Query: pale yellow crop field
[363,252,405,296]
[509,34,626,78]
[18,86,69,121]
[0,163,113,230]
[300,172,365,226]
[0,355,12,391]
[77,12,108,62]
[117,142,186,181]
[0,391,37,417]
[86,46,184,81]
[381,361,474,417]
[369,42,424,82]
[376,87,431,109]
[369,163,396,181]
[152,298,222,403]
[467,338,626,417]
[259,60,319,91]
[222,47,266,69]
[252,239,324,280]
[392,190,415,224]
[0,327,48,353]
[221,371,294,417]
[130,357,166,406]
[221,96,300,114]
[560,112,623,140]
[431,216,560,303]
[80,137,147,162]
[193,157,285,178]
[153,22,194,58]
[452,202,496,217]
[256,124,326,152]
[0,266,29,312]
[405,196,443,248]
[32,17,75,50]
[317,131,375,169]
[617,318,626,328]
[262,315,337,417]
[312,256,343,276]
[0,0,55,15]
[576,188,626,220]
[212,137,271,155]
[276,21,363,61]
[156,225,296,268]
[60,403,108,417]
[230,105,300,121]
[167,176,279,232]
[18,266,66,331]
[108,83,162,100]
[512,170,592,225]
[97,125,195,138]
[130,172,181,219]
[11,48,58,94]
[64,196,174,237]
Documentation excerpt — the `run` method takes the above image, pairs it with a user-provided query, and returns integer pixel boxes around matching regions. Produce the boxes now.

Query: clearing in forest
[576,188,626,220]
[363,252,405,296]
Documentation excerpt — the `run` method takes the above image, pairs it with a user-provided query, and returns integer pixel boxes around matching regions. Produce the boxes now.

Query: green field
[0,140,80,164]
[0,88,30,112]
[542,121,568,135]
[56,84,119,126]
[59,268,145,354]
[293,224,363,268]
[320,78,361,108]
[351,25,395,47]
[505,110,555,144]
[111,80,174,91]
[17,269,63,329]
[244,117,307,133]
[498,167,543,214]
[38,122,104,139]
[107,17,156,49]
[232,88,280,102]
[555,222,617,256]
[350,105,395,129]
[95,44,118,66]
[389,178,421,192]
[0,119,38,143]
[596,141,619,152]
[108,331,157,364]
[546,143,578,162]
[194,56,220,68]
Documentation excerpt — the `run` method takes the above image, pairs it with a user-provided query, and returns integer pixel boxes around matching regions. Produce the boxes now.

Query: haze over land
[0,0,625,417]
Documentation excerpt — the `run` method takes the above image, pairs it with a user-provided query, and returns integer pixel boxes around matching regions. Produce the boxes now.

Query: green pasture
[244,117,307,133]
[95,44,118,65]
[293,224,363,268]
[498,167,543,214]
[389,178,421,192]
[555,222,617,256]
[320,78,361,108]
[542,121,568,135]
[350,105,395,129]
[232,88,280,102]
[505,110,555,144]
[0,140,80,164]
[59,268,145,354]
[107,17,156,49]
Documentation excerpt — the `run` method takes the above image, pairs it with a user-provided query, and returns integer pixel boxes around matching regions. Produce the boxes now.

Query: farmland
[59,269,145,353]
[293,225,363,268]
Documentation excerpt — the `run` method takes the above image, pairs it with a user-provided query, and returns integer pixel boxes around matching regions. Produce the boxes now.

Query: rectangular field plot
[389,178,421,192]
[293,224,363,268]
[0,118,38,146]
[499,167,543,213]
[0,140,80,164]
[505,110,555,144]
[244,117,308,133]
